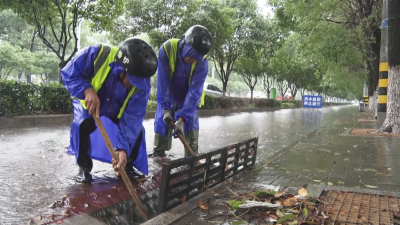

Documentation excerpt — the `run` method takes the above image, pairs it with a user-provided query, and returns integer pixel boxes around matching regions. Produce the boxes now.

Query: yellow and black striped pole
[378,62,388,112]
[363,83,368,105]
[378,0,388,112]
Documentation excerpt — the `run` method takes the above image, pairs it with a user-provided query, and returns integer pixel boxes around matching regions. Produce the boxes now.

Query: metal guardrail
[157,137,258,213]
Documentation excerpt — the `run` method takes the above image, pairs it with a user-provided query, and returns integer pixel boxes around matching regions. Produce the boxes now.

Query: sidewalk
[146,110,400,224]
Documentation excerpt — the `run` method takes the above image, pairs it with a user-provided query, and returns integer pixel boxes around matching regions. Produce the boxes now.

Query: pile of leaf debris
[29,195,70,225]
[215,187,330,225]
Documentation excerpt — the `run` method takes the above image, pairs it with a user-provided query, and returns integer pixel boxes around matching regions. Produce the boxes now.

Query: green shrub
[253,99,268,108]
[0,81,38,116]
[281,103,296,107]
[37,83,72,114]
[203,95,282,109]
[147,100,157,112]
[149,93,157,101]
[281,99,302,107]
[203,95,218,109]
[266,99,281,107]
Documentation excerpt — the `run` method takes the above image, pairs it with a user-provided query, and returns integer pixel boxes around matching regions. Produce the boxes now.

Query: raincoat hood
[181,41,205,62]
[109,61,151,91]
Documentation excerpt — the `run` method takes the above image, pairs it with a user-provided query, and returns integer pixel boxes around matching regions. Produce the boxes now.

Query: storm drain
[157,137,258,213]
[320,190,400,224]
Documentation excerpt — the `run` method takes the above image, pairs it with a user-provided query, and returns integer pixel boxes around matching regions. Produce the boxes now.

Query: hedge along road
[0,105,356,224]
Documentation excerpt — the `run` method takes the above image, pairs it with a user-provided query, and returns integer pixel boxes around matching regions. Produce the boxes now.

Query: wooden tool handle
[169,120,196,156]
[93,117,148,221]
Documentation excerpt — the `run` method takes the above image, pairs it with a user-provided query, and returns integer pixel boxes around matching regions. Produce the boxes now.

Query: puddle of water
[0,105,357,224]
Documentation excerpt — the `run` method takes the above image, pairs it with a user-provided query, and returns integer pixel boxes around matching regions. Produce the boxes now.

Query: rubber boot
[125,165,146,181]
[76,135,93,183]
[76,168,93,183]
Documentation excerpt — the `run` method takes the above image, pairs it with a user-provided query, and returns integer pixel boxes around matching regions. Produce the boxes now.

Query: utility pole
[378,0,388,114]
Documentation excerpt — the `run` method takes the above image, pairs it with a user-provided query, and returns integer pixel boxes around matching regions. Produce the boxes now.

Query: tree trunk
[250,87,254,103]
[27,31,38,84]
[222,80,228,97]
[378,0,400,133]
[368,91,378,119]
[267,91,270,99]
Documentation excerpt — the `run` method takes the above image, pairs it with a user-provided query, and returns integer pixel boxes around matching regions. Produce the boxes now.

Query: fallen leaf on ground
[62,209,69,216]
[110,209,120,216]
[313,179,322,182]
[268,214,278,219]
[364,184,377,189]
[199,200,209,210]
[31,216,42,223]
[328,182,333,186]
[274,190,285,198]
[90,193,98,199]
[84,203,89,208]
[298,188,307,196]
[276,209,284,217]
[227,200,242,209]
[277,213,295,224]
[303,208,308,218]
[54,220,63,224]
[108,195,111,198]
[358,215,366,221]
[321,211,330,219]
[61,195,68,201]
[281,197,298,207]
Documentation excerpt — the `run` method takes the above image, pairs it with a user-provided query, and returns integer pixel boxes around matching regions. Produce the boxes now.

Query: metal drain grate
[157,137,258,213]
[320,190,400,224]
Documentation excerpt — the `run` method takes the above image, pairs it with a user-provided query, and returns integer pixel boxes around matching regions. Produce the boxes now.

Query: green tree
[0,42,21,80]
[270,0,380,98]
[263,75,275,99]
[210,0,259,96]
[0,0,124,83]
[117,0,200,47]
[0,10,37,51]
[32,52,60,84]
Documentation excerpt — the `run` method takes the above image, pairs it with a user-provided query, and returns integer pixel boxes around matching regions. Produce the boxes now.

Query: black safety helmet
[114,38,158,78]
[183,25,213,55]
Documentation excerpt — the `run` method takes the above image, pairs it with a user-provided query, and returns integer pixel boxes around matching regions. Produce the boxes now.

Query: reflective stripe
[78,44,137,119]
[199,90,205,107]
[163,39,206,85]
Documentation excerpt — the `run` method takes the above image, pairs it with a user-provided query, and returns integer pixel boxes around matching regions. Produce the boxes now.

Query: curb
[0,105,349,130]
[0,114,73,129]
[0,108,280,130]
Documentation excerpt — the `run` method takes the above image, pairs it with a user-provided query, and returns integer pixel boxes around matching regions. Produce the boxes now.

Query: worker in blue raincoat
[151,25,213,157]
[61,38,158,183]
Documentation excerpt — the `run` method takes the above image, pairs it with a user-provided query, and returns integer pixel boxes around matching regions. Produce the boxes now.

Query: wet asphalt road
[0,105,357,224]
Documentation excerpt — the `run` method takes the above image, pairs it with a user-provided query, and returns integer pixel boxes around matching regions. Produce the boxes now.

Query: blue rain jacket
[61,45,150,174]
[154,40,208,137]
